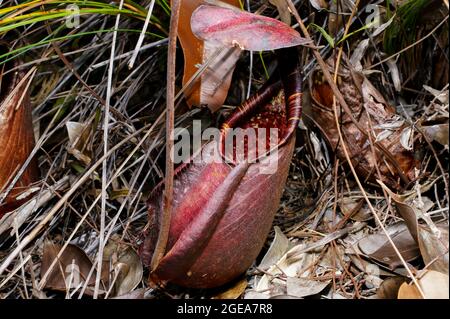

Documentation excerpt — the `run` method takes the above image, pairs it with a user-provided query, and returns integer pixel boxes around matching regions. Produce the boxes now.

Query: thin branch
[94,0,125,299]
[150,0,181,271]
[128,0,156,69]
[368,15,449,69]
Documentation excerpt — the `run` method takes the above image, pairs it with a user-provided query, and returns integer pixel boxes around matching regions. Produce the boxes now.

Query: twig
[288,222,365,260]
[95,0,124,299]
[90,39,168,71]
[245,0,253,99]
[128,0,156,69]
[368,15,449,69]
[150,0,181,271]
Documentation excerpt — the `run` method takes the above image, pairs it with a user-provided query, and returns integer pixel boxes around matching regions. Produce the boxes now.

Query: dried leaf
[40,241,102,294]
[113,248,143,297]
[374,119,405,130]
[379,182,419,242]
[308,0,328,11]
[358,222,420,269]
[377,277,407,299]
[349,255,398,278]
[310,131,327,164]
[103,240,143,297]
[111,288,145,299]
[66,121,92,165]
[66,121,87,146]
[423,85,449,104]
[371,14,395,38]
[375,129,394,143]
[418,224,449,274]
[400,126,413,151]
[350,38,370,70]
[0,177,69,236]
[327,0,342,36]
[0,49,38,218]
[308,60,417,188]
[398,270,449,299]
[386,58,402,92]
[286,277,330,298]
[416,271,449,299]
[421,123,449,147]
[244,290,271,299]
[191,5,311,51]
[397,282,422,299]
[259,226,289,270]
[379,182,448,273]
[256,250,318,294]
[339,197,369,221]
[269,0,291,25]
[288,223,365,261]
[269,294,302,299]
[212,279,247,299]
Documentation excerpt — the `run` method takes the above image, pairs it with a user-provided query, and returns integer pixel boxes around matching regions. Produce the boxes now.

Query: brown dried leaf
[113,248,143,297]
[0,47,38,218]
[212,278,248,299]
[269,0,291,25]
[379,182,448,273]
[418,224,449,274]
[102,239,143,297]
[358,222,420,269]
[348,255,392,277]
[398,270,449,299]
[66,121,92,165]
[339,197,372,221]
[40,241,100,294]
[309,0,328,11]
[378,181,419,242]
[421,123,449,147]
[377,277,407,299]
[397,282,422,299]
[307,59,418,188]
[327,1,342,36]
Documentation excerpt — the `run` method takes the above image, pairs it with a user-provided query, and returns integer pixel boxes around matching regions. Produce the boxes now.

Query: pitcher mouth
[219,84,290,164]
[219,48,303,165]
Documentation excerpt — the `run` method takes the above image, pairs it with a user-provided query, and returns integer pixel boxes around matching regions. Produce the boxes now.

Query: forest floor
[0,0,448,299]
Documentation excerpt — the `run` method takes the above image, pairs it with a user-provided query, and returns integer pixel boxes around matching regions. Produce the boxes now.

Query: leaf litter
[0,0,448,299]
